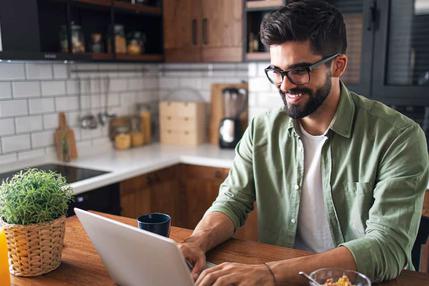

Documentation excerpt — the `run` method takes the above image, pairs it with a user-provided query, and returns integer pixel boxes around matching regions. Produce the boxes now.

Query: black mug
[137,213,171,237]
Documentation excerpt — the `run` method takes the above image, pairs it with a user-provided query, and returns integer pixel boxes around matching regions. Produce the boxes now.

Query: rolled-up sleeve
[207,118,257,229]
[340,123,429,282]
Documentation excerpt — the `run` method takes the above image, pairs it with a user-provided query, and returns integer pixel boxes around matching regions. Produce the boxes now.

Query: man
[179,1,429,285]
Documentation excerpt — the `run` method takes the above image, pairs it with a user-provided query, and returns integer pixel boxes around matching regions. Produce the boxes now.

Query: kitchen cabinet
[120,166,180,224]
[67,183,121,216]
[0,0,163,62]
[245,0,285,61]
[163,0,243,62]
[119,164,259,241]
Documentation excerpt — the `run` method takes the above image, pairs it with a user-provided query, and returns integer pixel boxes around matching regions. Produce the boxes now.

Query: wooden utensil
[55,112,78,161]
[209,82,248,145]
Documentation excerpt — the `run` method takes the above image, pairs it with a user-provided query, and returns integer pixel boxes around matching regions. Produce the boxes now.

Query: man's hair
[260,0,347,56]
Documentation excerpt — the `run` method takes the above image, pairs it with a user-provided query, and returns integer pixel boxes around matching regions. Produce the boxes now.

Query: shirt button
[295,184,300,190]
[291,218,296,224]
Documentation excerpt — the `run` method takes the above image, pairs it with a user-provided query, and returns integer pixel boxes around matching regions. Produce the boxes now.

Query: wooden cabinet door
[201,0,243,62]
[176,164,229,229]
[120,166,180,225]
[163,0,201,62]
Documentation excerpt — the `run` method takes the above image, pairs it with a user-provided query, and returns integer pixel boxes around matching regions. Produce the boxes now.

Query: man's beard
[279,76,332,119]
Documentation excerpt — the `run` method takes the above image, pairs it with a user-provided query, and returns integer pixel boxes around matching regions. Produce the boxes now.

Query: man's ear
[332,54,348,78]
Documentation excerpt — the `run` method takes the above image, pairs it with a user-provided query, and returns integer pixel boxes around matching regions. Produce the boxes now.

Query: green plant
[0,169,73,225]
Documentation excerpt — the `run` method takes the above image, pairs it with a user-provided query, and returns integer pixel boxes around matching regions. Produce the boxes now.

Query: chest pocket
[341,182,374,238]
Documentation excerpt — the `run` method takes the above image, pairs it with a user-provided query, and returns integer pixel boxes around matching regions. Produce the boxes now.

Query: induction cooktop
[0,164,109,184]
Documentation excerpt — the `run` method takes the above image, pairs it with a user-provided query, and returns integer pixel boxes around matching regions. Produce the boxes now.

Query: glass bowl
[309,268,371,286]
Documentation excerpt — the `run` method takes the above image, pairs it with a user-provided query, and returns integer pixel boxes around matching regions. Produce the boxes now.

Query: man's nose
[279,76,297,93]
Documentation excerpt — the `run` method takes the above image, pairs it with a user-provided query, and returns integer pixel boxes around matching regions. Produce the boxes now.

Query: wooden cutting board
[209,82,248,145]
[55,112,78,161]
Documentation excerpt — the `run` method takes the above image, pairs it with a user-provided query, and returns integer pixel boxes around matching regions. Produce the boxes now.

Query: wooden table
[10,213,429,286]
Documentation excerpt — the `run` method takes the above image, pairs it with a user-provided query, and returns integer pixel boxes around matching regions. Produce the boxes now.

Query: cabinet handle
[192,19,197,45]
[202,18,208,45]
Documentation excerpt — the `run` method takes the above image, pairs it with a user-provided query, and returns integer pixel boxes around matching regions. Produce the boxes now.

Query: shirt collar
[286,81,355,139]
[329,81,355,138]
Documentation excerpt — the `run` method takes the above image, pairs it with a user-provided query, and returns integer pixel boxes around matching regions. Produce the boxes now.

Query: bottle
[0,227,10,286]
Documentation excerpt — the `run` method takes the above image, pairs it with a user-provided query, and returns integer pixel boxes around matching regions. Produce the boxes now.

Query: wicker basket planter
[1,215,66,277]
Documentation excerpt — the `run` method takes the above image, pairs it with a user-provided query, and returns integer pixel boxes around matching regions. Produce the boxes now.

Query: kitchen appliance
[219,87,247,149]
[0,164,120,217]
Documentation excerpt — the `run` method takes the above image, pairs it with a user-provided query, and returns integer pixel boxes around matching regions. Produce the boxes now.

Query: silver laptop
[75,208,201,286]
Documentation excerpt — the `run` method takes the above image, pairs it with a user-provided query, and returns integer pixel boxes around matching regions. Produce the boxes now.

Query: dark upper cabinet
[0,0,163,62]
[0,0,41,54]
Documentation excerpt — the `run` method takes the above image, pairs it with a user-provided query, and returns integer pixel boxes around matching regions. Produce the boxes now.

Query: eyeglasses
[264,53,339,86]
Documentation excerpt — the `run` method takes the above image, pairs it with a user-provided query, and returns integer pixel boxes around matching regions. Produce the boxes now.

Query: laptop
[75,208,211,286]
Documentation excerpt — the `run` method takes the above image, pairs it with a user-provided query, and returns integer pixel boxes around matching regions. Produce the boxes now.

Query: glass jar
[90,33,104,53]
[114,25,127,54]
[71,24,85,53]
[127,31,146,55]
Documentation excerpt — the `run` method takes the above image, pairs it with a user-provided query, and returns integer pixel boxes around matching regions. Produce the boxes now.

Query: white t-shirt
[294,124,335,253]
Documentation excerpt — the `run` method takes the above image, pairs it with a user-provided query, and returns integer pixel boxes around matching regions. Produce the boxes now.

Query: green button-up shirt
[208,83,429,282]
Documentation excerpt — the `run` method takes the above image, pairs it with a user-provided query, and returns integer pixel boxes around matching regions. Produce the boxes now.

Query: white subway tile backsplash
[0,63,26,80]
[0,82,12,99]
[15,115,43,133]
[257,62,270,77]
[135,91,157,103]
[66,111,80,127]
[41,81,66,96]
[249,77,275,92]
[81,128,102,140]
[31,130,54,148]
[0,118,15,136]
[53,64,68,79]
[142,77,158,90]
[25,63,53,80]
[29,98,55,114]
[2,134,31,153]
[0,62,254,159]
[43,113,58,129]
[0,100,28,117]
[107,93,120,106]
[110,79,128,92]
[179,78,202,89]
[55,96,79,111]
[12,81,41,98]
[66,80,80,95]
[128,78,144,90]
[158,77,179,90]
[18,149,45,160]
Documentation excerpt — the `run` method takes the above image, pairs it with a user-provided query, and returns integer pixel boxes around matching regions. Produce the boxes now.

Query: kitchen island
[9,212,429,286]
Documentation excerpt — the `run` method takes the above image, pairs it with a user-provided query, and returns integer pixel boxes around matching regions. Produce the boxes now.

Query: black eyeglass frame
[264,53,340,86]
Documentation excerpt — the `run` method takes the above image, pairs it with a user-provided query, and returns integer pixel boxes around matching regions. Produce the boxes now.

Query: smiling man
[179,1,429,285]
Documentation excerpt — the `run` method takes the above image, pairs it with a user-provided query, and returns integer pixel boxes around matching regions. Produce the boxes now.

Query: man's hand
[178,239,207,281]
[195,262,275,286]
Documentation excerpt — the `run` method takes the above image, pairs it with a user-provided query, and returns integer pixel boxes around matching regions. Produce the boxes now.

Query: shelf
[246,0,284,10]
[115,53,163,62]
[113,1,162,15]
[246,52,270,61]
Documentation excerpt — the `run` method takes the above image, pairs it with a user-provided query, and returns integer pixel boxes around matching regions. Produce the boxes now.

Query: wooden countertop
[10,213,429,286]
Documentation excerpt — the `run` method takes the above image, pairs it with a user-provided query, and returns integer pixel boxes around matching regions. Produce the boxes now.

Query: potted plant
[0,169,73,277]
